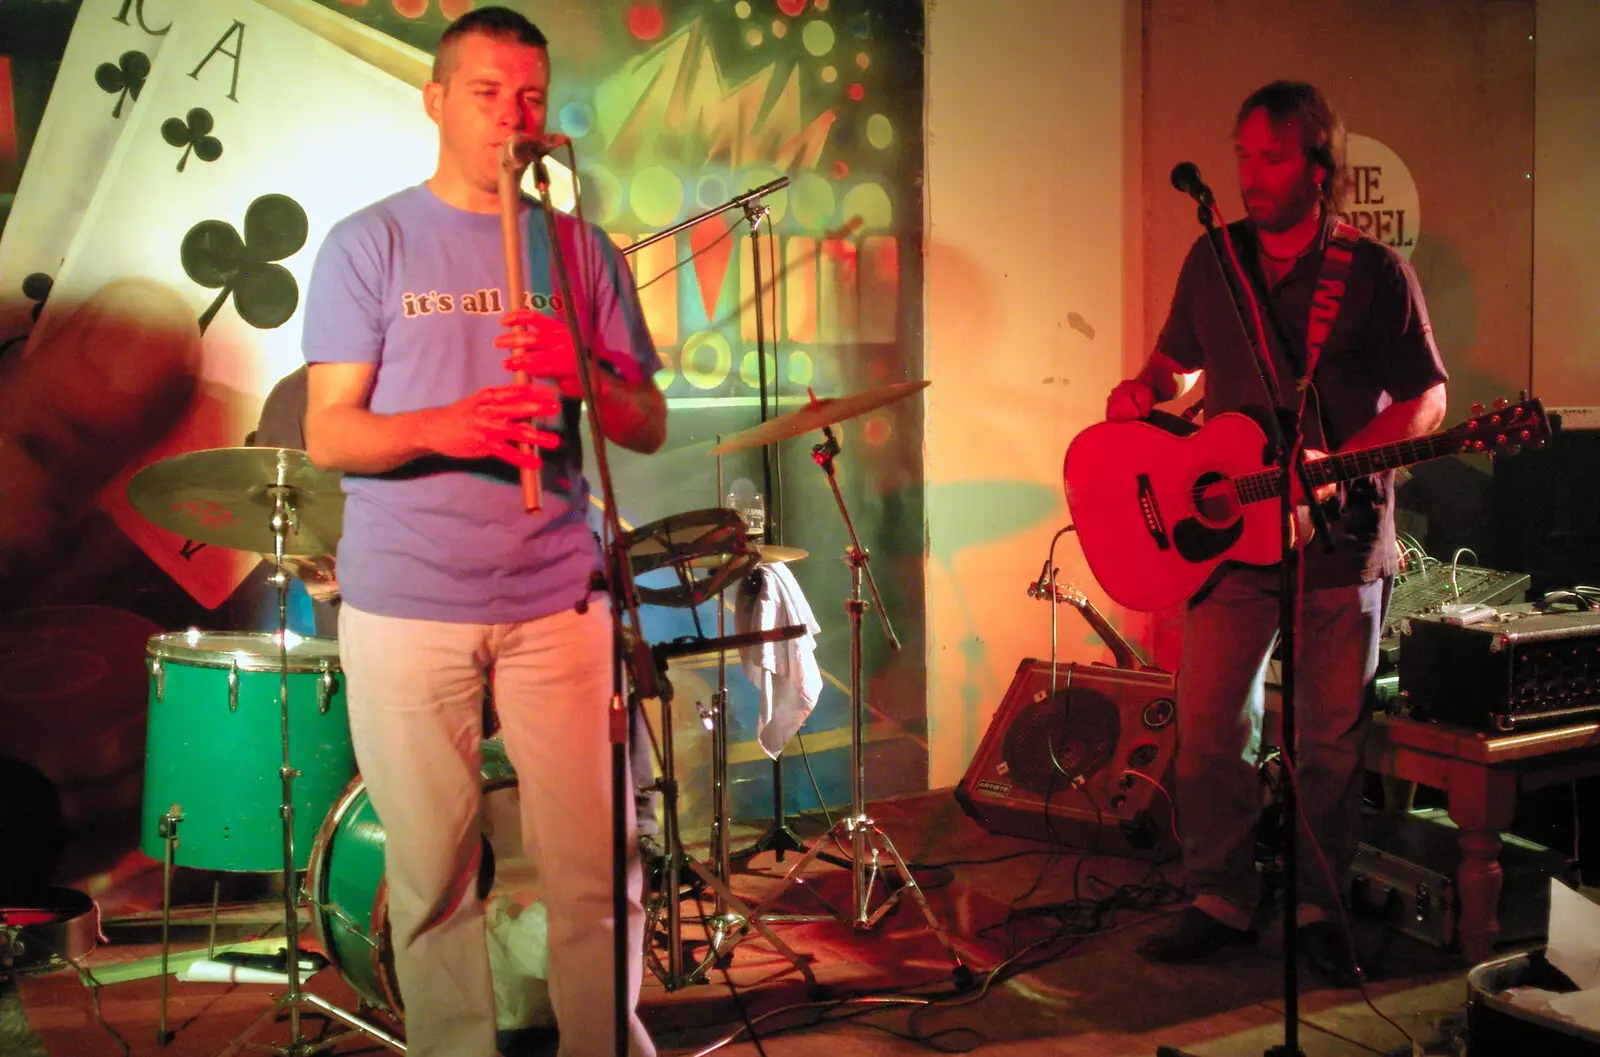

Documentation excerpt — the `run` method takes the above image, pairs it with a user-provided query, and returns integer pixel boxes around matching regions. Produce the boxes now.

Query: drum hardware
[128,448,400,1055]
[635,443,820,990]
[713,382,933,870]
[707,385,971,985]
[640,621,817,992]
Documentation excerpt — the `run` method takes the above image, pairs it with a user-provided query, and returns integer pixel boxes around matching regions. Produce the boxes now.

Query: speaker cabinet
[955,660,1179,859]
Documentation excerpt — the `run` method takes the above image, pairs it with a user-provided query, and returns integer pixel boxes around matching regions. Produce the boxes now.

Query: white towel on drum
[734,563,822,758]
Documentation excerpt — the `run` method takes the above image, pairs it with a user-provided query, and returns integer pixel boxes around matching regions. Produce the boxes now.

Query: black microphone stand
[1165,174,1334,1057]
[532,155,660,1057]
[619,178,811,864]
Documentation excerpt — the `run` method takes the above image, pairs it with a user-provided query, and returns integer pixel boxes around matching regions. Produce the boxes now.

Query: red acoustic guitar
[1062,398,1548,613]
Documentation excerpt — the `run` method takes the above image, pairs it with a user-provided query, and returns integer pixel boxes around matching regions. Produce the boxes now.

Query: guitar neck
[1235,431,1458,503]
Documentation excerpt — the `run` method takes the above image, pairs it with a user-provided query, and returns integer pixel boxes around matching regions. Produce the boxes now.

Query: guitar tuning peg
[1471,401,1485,416]
[1519,388,1530,401]
[1493,396,1509,410]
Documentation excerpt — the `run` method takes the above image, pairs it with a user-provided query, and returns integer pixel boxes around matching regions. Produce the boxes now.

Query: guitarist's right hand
[1106,379,1157,422]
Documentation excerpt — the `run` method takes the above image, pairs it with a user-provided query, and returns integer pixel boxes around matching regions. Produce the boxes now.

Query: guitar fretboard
[1231,432,1462,505]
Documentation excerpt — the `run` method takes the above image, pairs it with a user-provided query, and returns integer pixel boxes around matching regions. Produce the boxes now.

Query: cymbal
[685,544,808,568]
[709,380,931,454]
[127,447,344,556]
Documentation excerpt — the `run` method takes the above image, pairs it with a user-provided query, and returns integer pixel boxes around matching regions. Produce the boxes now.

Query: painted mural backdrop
[0,0,925,884]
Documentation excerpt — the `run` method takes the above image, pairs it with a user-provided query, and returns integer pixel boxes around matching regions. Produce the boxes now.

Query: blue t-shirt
[302,183,660,623]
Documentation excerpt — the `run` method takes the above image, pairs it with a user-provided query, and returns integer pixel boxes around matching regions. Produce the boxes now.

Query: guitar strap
[1299,220,1362,393]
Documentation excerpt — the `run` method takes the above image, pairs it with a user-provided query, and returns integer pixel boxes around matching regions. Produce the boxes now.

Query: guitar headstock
[1451,396,1549,458]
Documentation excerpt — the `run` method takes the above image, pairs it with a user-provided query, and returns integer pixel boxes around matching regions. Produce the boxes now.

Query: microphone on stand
[1169,161,1215,207]
[729,176,791,209]
[503,133,572,167]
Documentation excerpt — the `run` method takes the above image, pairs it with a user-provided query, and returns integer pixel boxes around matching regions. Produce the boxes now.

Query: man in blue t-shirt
[302,9,665,1055]
[1108,82,1448,986]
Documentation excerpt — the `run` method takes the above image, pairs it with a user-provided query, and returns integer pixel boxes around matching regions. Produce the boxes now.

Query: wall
[1533,0,1600,403]
[924,1,1141,787]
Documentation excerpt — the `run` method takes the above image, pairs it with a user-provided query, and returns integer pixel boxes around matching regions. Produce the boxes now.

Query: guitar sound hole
[1192,471,1236,524]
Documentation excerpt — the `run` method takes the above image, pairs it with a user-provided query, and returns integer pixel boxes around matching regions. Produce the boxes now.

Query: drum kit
[111,374,962,1052]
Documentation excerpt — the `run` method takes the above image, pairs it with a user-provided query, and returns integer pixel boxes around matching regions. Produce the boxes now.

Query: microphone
[1170,161,1215,207]
[503,133,571,166]
[728,176,791,209]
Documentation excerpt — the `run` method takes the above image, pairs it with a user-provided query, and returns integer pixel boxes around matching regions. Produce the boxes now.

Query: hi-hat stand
[220,463,402,1056]
[736,424,969,983]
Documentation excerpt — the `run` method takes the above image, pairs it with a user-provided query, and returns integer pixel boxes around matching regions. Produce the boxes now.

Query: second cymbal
[686,544,808,569]
[709,380,931,454]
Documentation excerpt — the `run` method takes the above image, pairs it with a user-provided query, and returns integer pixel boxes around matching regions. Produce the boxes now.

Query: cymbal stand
[735,427,970,984]
[219,468,402,1056]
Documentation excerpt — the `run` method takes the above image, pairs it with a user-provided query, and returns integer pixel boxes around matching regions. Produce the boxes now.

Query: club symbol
[22,273,53,322]
[181,194,308,333]
[160,108,223,172]
[94,50,152,119]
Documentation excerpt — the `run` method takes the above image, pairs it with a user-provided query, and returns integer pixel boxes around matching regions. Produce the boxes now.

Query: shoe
[1299,919,1361,988]
[497,1025,558,1057]
[1137,906,1257,963]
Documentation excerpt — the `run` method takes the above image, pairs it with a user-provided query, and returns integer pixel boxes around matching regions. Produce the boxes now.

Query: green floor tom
[140,631,355,872]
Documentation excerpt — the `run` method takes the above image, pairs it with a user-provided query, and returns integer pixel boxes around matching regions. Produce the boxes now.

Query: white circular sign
[1340,134,1419,259]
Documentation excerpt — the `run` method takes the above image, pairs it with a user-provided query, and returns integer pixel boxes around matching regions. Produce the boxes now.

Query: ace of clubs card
[36,0,439,607]
[0,0,183,354]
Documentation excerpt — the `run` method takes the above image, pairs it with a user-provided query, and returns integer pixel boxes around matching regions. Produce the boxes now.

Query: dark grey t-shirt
[1155,217,1448,587]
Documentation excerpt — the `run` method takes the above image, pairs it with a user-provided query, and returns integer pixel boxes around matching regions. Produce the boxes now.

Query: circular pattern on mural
[631,165,685,228]
[841,182,892,231]
[681,331,732,390]
[788,172,835,232]
[802,20,836,56]
[739,166,788,223]
[653,348,677,390]
[746,27,763,47]
[786,348,815,387]
[627,3,665,41]
[734,0,752,18]
[738,350,778,390]
[865,114,892,150]
[558,101,595,141]
[820,65,837,84]
[776,0,807,15]
[578,166,624,227]
[772,20,788,38]
[695,173,729,210]
[862,416,891,447]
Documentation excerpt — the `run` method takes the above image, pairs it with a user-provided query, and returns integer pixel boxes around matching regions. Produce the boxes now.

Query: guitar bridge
[1136,473,1171,551]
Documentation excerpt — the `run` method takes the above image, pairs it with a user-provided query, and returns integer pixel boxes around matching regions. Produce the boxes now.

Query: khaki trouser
[339,600,653,1057]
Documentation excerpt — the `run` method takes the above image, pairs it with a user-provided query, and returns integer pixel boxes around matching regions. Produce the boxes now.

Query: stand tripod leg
[157,811,179,1046]
[685,856,816,989]
[857,822,969,982]
[731,673,808,863]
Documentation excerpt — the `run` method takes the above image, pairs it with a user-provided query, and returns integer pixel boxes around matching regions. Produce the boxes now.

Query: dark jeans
[1176,565,1388,928]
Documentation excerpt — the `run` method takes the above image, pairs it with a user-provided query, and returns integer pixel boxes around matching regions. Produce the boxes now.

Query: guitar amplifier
[1400,603,1600,731]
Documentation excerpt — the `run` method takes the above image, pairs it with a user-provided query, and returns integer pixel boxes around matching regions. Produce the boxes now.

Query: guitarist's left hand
[1294,448,1339,505]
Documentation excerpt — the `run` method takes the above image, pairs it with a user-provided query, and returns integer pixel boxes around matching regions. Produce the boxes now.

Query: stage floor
[4,789,1494,1056]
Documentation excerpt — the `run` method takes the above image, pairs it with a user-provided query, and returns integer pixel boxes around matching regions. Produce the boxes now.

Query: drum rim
[146,631,340,672]
[305,774,391,1011]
